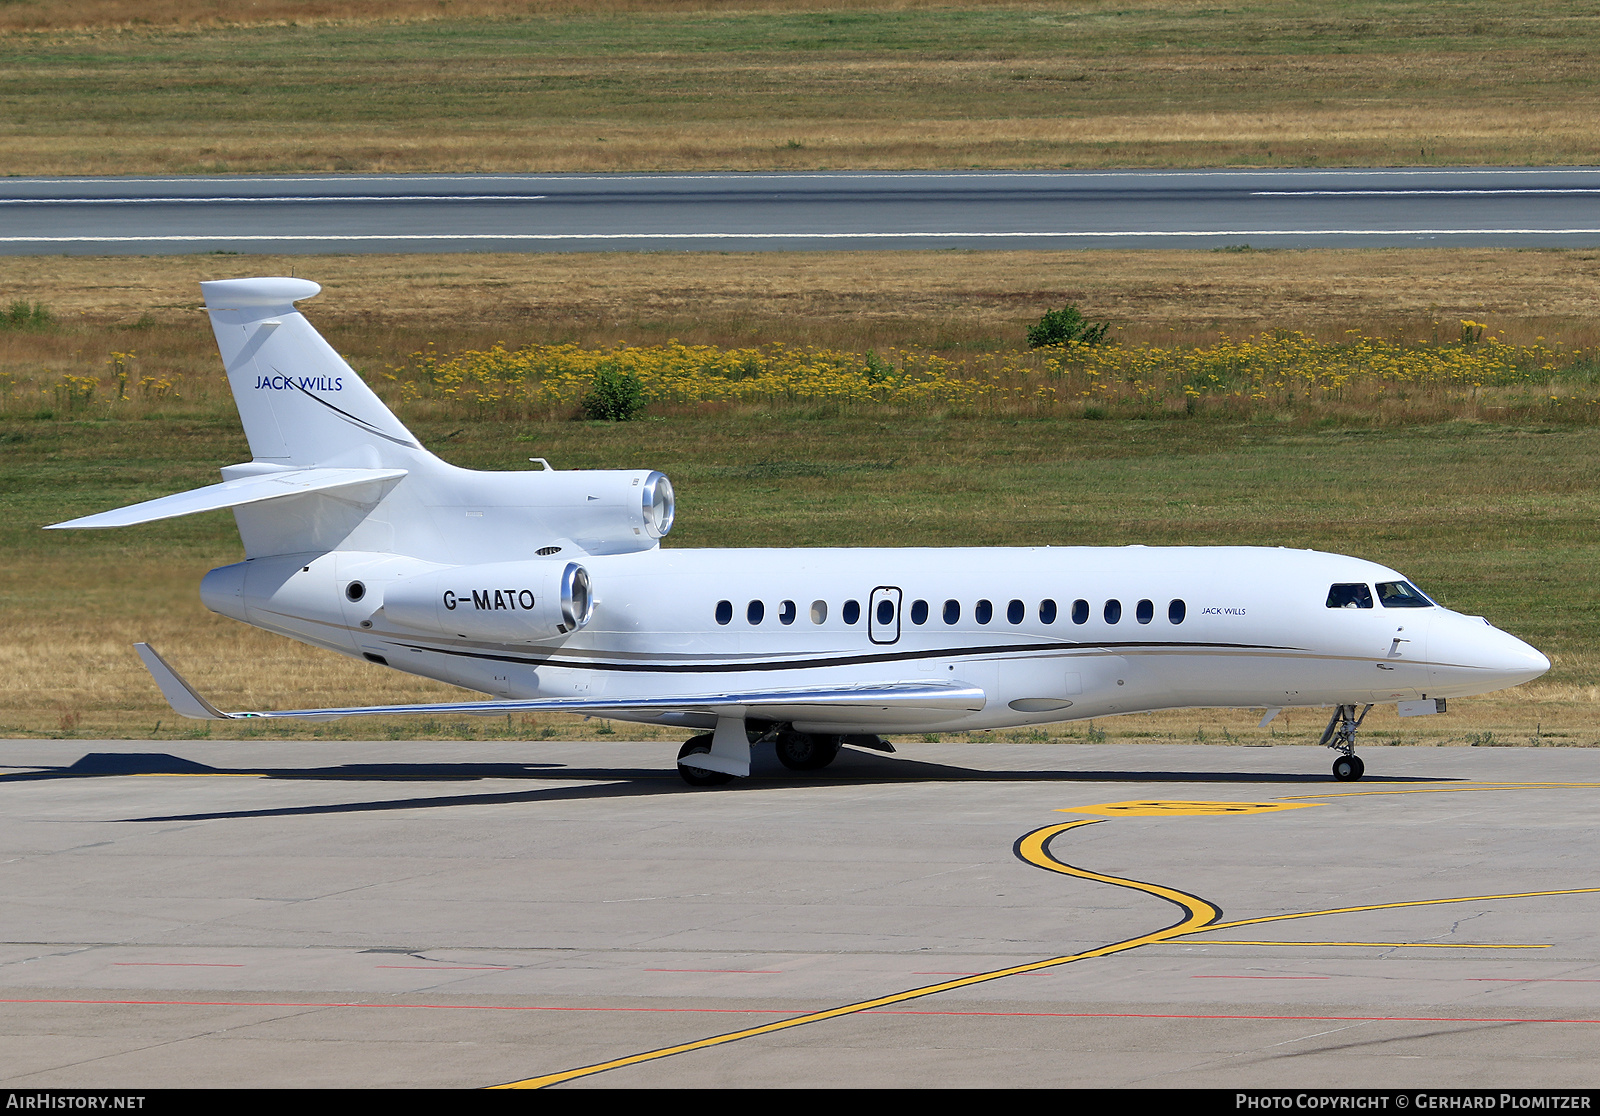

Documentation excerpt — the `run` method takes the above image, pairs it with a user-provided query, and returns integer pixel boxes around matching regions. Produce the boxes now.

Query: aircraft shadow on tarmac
[0,747,1458,824]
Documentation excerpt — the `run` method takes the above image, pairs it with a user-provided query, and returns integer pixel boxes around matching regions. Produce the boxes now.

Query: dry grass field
[2,248,1596,749]
[2,1,1595,750]
[0,0,965,29]
[4,246,1600,361]
[2,2,1599,173]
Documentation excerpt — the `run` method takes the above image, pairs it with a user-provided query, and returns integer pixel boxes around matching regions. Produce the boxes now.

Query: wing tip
[134,642,231,720]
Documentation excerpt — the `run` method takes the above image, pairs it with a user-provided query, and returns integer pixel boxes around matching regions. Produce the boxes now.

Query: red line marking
[5,998,1599,1025]
[868,1010,1600,1022]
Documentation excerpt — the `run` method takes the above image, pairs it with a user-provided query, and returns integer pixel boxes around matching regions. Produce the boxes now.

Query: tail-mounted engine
[382,559,595,641]
[456,467,674,558]
[201,552,598,652]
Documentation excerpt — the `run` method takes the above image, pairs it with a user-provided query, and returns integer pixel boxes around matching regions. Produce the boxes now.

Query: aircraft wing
[134,643,986,723]
[46,467,408,529]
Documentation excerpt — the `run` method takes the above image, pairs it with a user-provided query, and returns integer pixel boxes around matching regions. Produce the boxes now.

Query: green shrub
[580,363,647,421]
[1027,304,1109,348]
[2,300,53,331]
[861,349,894,384]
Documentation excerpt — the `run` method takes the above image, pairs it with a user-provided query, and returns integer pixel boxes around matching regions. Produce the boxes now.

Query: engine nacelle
[382,559,594,642]
[440,467,674,558]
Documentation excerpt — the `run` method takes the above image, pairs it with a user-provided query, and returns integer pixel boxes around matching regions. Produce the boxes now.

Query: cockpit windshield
[1376,580,1434,608]
[1326,583,1373,609]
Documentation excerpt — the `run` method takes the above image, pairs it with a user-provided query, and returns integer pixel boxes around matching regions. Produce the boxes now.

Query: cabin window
[716,600,733,625]
[1327,583,1374,609]
[976,599,994,624]
[876,598,895,625]
[843,599,861,625]
[779,599,797,625]
[943,599,961,624]
[1377,581,1434,608]
[747,600,765,624]
[1104,599,1122,624]
[1006,599,1025,624]
[910,599,929,625]
[1136,599,1154,624]
[810,600,828,624]
[1040,599,1058,624]
[1168,599,1186,624]
[1072,599,1089,624]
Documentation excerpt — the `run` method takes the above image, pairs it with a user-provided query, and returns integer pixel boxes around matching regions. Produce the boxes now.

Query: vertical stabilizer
[201,277,422,467]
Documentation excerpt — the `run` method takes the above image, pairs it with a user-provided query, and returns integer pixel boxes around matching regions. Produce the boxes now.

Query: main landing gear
[774,730,842,771]
[677,735,735,787]
[1319,703,1373,781]
[676,725,892,786]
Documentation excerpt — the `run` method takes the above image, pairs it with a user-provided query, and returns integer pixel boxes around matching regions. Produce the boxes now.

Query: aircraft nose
[1435,614,1549,692]
[1485,623,1550,681]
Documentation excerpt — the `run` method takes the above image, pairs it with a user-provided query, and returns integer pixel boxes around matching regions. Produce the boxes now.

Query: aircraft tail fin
[201,277,423,468]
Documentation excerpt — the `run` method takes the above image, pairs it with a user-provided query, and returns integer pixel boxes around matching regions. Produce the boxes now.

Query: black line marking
[285,375,421,449]
[390,639,1303,673]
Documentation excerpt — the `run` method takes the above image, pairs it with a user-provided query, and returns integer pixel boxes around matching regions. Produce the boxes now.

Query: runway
[3,739,1598,1089]
[2,168,1600,254]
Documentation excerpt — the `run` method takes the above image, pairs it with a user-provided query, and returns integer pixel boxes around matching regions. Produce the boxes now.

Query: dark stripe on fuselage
[386,639,1304,673]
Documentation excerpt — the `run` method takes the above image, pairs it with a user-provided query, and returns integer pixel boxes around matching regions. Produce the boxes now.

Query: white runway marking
[0,195,547,205]
[1254,189,1600,196]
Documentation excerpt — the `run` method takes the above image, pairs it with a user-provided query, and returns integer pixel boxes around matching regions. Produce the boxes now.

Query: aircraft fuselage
[202,544,1547,735]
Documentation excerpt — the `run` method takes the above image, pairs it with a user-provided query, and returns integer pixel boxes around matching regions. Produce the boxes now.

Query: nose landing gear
[1320,703,1373,781]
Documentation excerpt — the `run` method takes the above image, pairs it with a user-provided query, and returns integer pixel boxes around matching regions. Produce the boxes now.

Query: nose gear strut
[1319,703,1373,781]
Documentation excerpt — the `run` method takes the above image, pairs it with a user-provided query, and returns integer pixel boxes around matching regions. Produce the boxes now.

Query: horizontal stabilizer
[47,467,407,530]
[133,643,986,723]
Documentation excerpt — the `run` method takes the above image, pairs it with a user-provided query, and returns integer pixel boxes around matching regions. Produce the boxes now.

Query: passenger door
[869,586,902,645]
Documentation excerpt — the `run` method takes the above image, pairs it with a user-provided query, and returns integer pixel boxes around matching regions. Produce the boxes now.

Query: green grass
[7,408,1594,658]
[6,3,1600,172]
[2,244,1595,741]
[4,405,1592,741]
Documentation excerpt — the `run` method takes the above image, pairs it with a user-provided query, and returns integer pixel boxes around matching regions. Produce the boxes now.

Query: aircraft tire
[1332,754,1363,781]
[678,735,734,787]
[774,731,842,771]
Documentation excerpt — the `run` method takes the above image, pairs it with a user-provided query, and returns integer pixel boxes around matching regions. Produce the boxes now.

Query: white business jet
[50,278,1549,785]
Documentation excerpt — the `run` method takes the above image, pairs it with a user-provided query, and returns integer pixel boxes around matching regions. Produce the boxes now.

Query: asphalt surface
[3,738,1598,1089]
[3,168,1600,254]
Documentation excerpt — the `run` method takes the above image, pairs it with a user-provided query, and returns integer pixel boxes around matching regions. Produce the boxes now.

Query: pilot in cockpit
[1326,582,1373,609]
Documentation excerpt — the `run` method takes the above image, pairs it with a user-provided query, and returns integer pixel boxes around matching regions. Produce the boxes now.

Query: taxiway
[2,739,1597,1088]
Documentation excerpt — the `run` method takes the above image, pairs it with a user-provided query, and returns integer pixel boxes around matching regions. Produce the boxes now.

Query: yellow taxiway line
[496,787,1600,1089]
[493,819,1214,1089]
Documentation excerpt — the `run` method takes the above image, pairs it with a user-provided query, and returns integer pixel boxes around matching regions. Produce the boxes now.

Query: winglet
[134,643,233,720]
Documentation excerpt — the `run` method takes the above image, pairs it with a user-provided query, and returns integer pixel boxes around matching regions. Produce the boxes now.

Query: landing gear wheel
[1321,704,1372,782]
[774,731,842,771]
[678,734,734,787]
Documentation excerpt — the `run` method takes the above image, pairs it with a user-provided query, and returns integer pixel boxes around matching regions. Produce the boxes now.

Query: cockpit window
[1377,580,1434,608]
[1326,583,1374,609]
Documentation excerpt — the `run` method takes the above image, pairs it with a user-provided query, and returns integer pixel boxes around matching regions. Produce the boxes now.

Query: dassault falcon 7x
[50,278,1549,785]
